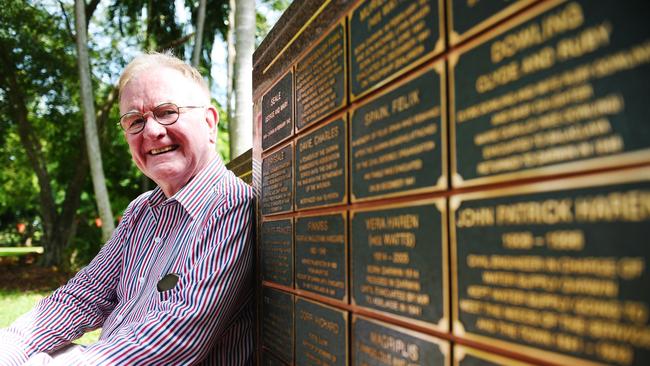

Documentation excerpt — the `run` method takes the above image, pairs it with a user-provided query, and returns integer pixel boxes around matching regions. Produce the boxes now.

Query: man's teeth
[150,146,176,155]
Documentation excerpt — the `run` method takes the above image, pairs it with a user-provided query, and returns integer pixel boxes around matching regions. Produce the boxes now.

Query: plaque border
[349,61,448,203]
[295,114,349,211]
[448,0,650,188]
[294,296,350,366]
[295,19,348,131]
[262,141,295,216]
[294,211,349,302]
[261,286,295,365]
[351,314,451,366]
[260,217,295,288]
[347,0,446,102]
[453,345,534,366]
[262,69,295,152]
[450,167,650,366]
[350,198,449,332]
[446,0,536,46]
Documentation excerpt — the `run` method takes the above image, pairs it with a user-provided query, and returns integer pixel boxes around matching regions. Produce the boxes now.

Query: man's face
[119,66,218,196]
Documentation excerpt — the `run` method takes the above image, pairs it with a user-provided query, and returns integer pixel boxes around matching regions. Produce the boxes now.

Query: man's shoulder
[218,170,254,202]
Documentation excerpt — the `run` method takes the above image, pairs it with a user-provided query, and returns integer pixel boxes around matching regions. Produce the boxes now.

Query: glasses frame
[118,103,205,134]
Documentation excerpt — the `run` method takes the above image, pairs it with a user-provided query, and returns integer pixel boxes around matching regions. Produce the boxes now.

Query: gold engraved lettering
[369,331,420,361]
[365,105,391,126]
[308,220,329,231]
[297,25,344,127]
[490,2,584,63]
[457,207,495,227]
[496,199,574,225]
[353,0,432,91]
[575,190,650,222]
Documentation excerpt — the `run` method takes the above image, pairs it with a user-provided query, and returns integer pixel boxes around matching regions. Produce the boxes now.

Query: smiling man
[0,53,254,365]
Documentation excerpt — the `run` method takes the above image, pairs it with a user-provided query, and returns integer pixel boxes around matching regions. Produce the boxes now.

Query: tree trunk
[231,0,255,158]
[192,0,207,68]
[226,0,236,157]
[75,0,115,242]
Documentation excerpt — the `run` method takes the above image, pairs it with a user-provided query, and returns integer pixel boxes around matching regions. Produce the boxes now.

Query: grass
[0,289,101,346]
[0,247,44,257]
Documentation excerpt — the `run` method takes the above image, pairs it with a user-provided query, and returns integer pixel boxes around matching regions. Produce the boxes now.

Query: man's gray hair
[118,51,210,99]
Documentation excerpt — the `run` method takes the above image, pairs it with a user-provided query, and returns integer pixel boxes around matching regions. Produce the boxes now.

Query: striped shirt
[0,157,254,365]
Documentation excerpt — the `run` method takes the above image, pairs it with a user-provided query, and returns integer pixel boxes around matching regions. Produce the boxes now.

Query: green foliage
[0,0,254,266]
[214,99,230,162]
[186,0,229,77]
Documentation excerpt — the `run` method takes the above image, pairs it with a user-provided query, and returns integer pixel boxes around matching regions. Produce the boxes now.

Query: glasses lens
[153,103,180,125]
[121,113,145,134]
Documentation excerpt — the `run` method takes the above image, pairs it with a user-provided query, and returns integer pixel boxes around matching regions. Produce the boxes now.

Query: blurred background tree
[0,0,289,269]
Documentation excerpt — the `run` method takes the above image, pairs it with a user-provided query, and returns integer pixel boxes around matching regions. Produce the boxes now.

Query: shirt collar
[147,156,228,219]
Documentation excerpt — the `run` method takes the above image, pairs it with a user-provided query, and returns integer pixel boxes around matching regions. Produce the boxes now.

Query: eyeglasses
[118,103,205,134]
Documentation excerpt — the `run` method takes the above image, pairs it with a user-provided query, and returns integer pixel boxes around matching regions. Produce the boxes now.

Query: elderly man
[0,53,254,365]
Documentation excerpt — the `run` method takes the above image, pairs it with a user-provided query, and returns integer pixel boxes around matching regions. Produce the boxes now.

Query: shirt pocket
[156,273,181,303]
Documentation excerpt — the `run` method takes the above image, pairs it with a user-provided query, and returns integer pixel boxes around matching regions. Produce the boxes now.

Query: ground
[0,258,100,345]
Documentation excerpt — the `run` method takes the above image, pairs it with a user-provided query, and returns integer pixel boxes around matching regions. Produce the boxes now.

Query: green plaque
[454,345,534,366]
[351,64,447,202]
[296,22,346,130]
[296,117,347,210]
[351,200,448,330]
[262,287,294,364]
[452,169,650,366]
[349,0,444,99]
[261,219,293,287]
[295,213,348,301]
[452,0,650,187]
[263,71,293,151]
[295,297,348,366]
[447,0,534,45]
[262,143,293,215]
[353,315,449,365]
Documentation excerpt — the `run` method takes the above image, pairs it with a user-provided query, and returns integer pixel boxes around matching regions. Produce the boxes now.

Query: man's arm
[0,198,140,366]
[54,193,254,365]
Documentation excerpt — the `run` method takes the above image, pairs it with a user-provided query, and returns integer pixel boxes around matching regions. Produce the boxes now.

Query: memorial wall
[252,0,650,365]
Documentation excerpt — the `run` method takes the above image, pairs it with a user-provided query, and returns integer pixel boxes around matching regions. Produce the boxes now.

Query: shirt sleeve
[55,194,254,366]
[0,198,140,365]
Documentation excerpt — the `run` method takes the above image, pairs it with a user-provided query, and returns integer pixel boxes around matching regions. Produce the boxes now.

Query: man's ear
[205,105,219,143]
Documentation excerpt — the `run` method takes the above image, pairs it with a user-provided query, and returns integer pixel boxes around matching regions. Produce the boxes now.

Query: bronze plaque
[261,218,294,287]
[262,143,293,215]
[296,21,346,130]
[262,71,293,151]
[352,315,450,365]
[351,199,448,330]
[452,169,650,366]
[348,0,444,100]
[295,212,348,301]
[262,287,294,364]
[451,0,650,187]
[295,297,349,366]
[350,64,447,202]
[447,0,534,45]
[296,117,347,210]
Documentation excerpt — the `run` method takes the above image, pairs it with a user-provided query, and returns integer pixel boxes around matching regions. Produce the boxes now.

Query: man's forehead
[119,68,205,110]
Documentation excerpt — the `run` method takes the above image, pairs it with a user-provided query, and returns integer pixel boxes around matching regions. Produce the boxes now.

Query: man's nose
[141,114,166,139]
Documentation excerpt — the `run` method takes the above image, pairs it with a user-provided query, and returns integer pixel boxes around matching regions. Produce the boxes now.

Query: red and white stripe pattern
[0,157,254,365]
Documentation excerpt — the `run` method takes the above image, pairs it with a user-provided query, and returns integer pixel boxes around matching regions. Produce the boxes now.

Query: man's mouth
[149,145,179,155]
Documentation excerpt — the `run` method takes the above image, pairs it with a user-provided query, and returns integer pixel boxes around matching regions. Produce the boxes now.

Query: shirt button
[138,277,145,284]
[116,315,123,322]
[154,237,161,244]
